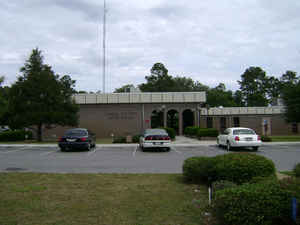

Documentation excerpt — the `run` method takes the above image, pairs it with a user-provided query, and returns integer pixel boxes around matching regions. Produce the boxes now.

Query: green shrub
[213,180,292,225]
[132,135,141,143]
[184,126,199,136]
[163,127,176,140]
[182,156,216,183]
[112,136,126,143]
[212,180,238,192]
[0,130,33,142]
[197,128,218,138]
[293,163,300,177]
[213,153,276,184]
[261,135,272,142]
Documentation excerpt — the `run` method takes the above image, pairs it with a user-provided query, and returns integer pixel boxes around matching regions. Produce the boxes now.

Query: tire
[140,145,144,152]
[217,138,222,148]
[60,147,66,152]
[253,146,259,151]
[226,141,231,151]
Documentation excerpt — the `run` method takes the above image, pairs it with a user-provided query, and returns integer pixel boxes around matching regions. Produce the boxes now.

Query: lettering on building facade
[106,112,138,120]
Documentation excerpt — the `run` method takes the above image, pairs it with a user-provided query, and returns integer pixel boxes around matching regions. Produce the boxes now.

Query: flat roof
[201,106,285,115]
[74,92,206,104]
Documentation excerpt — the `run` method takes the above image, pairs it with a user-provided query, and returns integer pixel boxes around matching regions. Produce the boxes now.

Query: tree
[238,67,269,106]
[0,76,8,124]
[8,48,79,141]
[281,80,300,122]
[114,84,135,93]
[139,62,176,92]
[206,83,237,107]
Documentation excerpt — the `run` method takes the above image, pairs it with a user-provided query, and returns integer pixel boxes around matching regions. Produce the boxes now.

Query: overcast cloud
[1,0,300,92]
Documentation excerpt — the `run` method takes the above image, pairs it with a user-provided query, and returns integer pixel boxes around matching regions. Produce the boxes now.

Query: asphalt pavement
[0,136,299,173]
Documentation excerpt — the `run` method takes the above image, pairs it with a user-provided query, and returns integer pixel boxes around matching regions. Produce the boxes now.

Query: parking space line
[132,145,138,157]
[40,149,60,156]
[87,148,98,157]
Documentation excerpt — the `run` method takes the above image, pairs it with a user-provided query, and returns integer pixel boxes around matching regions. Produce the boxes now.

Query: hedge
[213,153,276,184]
[0,130,33,142]
[213,180,292,225]
[184,126,199,136]
[293,163,300,177]
[183,153,276,185]
[197,128,218,138]
[182,156,216,183]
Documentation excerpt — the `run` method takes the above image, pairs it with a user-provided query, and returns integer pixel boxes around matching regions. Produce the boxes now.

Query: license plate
[153,142,163,145]
[245,138,253,141]
[67,139,76,142]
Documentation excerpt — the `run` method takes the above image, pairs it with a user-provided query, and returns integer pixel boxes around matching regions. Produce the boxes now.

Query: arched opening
[167,109,179,134]
[151,110,163,128]
[183,109,194,133]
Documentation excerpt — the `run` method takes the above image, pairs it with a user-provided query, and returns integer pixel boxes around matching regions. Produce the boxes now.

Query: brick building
[44,92,299,139]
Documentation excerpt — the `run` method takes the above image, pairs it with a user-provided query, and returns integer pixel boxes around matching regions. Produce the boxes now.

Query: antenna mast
[102,0,106,93]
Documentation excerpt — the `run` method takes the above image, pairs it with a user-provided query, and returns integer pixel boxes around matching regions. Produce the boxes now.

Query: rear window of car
[233,129,255,135]
[145,129,168,135]
[65,129,88,136]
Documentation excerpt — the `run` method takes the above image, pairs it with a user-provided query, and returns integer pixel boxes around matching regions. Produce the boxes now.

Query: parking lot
[0,143,299,173]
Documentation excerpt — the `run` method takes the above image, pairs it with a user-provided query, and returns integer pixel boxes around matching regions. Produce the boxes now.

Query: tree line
[0,51,299,142]
[115,63,299,107]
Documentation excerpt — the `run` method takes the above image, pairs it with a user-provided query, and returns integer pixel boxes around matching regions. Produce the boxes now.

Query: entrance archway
[151,110,163,128]
[167,109,179,134]
[183,109,194,133]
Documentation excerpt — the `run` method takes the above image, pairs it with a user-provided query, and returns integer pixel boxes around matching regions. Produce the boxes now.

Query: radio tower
[102,0,107,93]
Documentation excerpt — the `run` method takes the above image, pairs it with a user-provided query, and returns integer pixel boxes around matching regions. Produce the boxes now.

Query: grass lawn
[269,136,300,142]
[0,173,208,225]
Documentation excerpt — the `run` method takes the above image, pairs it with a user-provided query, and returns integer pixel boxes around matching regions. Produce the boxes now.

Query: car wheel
[253,146,259,151]
[217,138,221,148]
[60,147,66,152]
[226,141,231,151]
[140,145,144,152]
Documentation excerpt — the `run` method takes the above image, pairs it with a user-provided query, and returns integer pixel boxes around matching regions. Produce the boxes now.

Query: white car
[139,129,171,151]
[217,127,262,151]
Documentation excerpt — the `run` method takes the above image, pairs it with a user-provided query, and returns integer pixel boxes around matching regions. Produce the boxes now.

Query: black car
[58,128,96,151]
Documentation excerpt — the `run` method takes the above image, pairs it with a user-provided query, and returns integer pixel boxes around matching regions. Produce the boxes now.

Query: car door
[220,129,230,145]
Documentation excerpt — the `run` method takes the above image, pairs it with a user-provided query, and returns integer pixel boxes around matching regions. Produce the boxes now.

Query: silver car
[217,127,262,151]
[139,129,171,151]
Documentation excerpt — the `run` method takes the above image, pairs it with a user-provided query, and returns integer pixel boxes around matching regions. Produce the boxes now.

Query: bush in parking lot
[112,136,126,143]
[196,128,218,139]
[182,156,216,183]
[0,130,33,142]
[213,180,292,225]
[132,135,141,143]
[293,163,300,177]
[163,127,176,140]
[184,126,199,136]
[261,135,272,142]
[213,153,276,184]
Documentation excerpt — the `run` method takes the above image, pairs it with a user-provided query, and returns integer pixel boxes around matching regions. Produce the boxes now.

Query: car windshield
[145,129,167,135]
[65,129,87,136]
[233,129,255,135]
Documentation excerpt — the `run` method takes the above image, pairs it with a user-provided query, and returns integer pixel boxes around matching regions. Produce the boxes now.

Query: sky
[1,0,300,93]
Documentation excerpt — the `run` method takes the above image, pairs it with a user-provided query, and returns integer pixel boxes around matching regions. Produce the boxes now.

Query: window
[220,117,226,132]
[207,117,213,128]
[233,117,240,127]
[292,123,298,134]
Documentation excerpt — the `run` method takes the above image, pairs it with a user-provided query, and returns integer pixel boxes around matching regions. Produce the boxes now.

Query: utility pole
[102,0,106,93]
